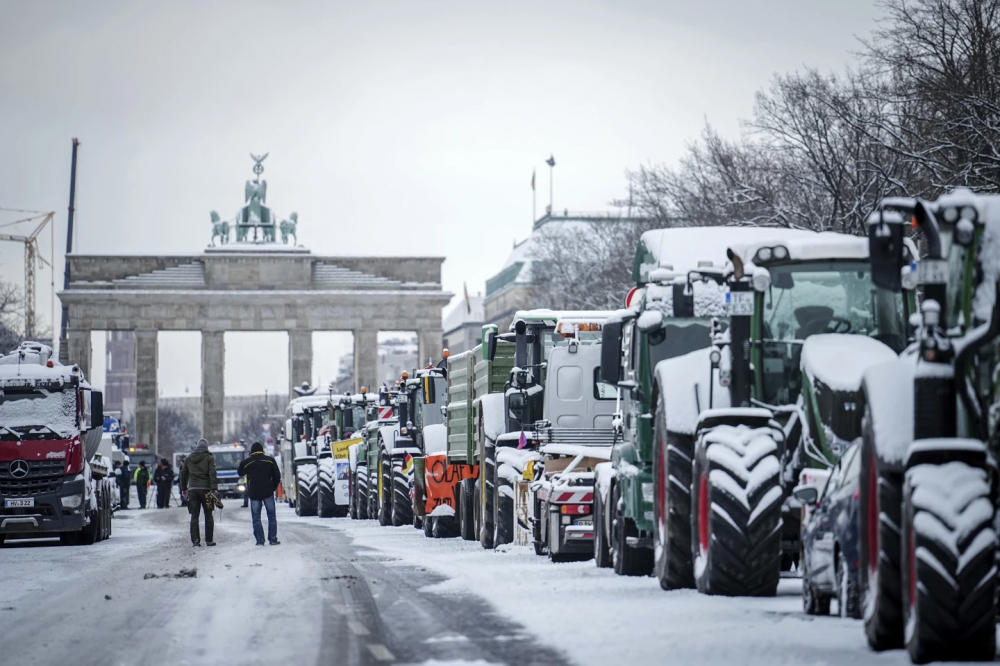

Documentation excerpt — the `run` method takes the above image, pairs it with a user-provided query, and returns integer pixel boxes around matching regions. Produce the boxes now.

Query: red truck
[0,342,113,546]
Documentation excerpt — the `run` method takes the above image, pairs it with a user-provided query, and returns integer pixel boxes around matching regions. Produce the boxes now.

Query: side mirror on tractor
[868,208,907,292]
[600,321,623,385]
[91,390,103,429]
[483,324,499,362]
[792,485,819,506]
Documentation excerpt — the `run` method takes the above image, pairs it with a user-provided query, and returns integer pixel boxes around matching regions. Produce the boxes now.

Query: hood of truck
[0,436,81,474]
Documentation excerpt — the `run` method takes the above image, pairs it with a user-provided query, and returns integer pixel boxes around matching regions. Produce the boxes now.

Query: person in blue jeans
[236,442,282,545]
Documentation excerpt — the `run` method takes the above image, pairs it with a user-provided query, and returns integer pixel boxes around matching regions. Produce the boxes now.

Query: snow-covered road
[2,504,994,666]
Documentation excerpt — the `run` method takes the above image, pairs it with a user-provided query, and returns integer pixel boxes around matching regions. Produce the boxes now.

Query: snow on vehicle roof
[0,343,83,385]
[635,227,818,284]
[801,334,898,392]
[289,395,330,413]
[511,309,614,326]
[727,231,870,265]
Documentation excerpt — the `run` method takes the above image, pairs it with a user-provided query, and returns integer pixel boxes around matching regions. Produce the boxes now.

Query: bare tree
[157,407,201,461]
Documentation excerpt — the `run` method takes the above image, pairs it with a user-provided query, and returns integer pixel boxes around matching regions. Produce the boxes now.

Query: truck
[859,191,1000,663]
[0,341,114,546]
[282,390,330,517]
[210,443,246,498]
[517,317,617,561]
[648,229,914,596]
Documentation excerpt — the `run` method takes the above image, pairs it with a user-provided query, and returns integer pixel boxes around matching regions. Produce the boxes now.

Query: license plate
[726,291,754,316]
[4,498,34,508]
[918,259,948,285]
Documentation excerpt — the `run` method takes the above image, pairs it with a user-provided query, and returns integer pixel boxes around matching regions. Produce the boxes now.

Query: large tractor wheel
[653,399,695,589]
[901,461,996,663]
[377,451,391,526]
[859,407,904,650]
[593,486,611,568]
[459,478,476,541]
[317,458,337,518]
[368,465,379,519]
[493,472,514,547]
[611,482,653,576]
[295,464,318,517]
[691,426,782,597]
[355,464,369,520]
[391,458,413,527]
[480,441,496,549]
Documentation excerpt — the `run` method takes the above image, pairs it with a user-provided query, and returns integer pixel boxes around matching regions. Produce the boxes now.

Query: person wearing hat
[237,441,282,546]
[180,438,218,546]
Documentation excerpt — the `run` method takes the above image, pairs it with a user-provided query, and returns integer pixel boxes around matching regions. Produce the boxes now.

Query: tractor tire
[902,461,996,663]
[859,407,904,650]
[611,482,653,576]
[377,451,391,527]
[459,478,476,541]
[355,464,369,520]
[414,515,423,530]
[368,465,379,519]
[317,459,337,518]
[480,442,496,549]
[593,485,611,568]
[532,497,547,557]
[294,464,318,517]
[837,550,860,619]
[493,472,514,547]
[391,458,413,527]
[653,398,695,589]
[691,425,782,597]
[104,480,114,540]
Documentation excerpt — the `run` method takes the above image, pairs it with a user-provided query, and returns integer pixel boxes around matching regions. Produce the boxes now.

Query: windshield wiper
[0,425,21,440]
[30,425,61,437]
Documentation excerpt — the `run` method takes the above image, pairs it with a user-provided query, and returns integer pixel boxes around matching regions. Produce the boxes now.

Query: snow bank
[655,348,730,435]
[802,334,898,391]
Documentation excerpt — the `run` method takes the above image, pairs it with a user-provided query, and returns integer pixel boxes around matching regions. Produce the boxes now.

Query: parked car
[795,440,862,618]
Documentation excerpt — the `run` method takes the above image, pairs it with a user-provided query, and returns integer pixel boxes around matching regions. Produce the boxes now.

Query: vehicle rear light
[65,437,84,475]
[560,504,591,516]
[854,487,860,501]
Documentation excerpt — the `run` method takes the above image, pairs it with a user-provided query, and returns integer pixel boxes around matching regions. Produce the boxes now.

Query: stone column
[201,331,225,444]
[353,329,378,393]
[417,329,444,368]
[288,330,313,397]
[66,329,92,381]
[134,330,158,454]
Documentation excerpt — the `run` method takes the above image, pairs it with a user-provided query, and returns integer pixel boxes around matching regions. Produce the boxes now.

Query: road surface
[0,504,568,666]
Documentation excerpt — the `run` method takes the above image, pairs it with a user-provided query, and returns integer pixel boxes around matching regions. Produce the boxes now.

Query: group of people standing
[113,458,178,509]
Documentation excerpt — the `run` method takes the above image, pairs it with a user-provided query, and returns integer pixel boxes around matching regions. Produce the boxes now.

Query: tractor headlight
[61,494,83,509]
[752,268,771,293]
[755,247,772,263]
[238,484,246,492]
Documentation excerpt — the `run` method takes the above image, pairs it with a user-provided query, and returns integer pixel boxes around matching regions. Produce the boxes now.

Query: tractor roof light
[772,245,788,260]
[752,267,771,293]
[754,247,772,263]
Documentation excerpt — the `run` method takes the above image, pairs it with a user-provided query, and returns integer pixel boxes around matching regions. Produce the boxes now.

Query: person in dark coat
[153,459,174,509]
[134,461,150,509]
[237,442,282,546]
[117,458,131,509]
[180,439,218,546]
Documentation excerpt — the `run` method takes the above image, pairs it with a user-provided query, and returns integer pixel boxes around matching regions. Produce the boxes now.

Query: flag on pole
[546,155,556,167]
[464,281,471,314]
[531,169,535,191]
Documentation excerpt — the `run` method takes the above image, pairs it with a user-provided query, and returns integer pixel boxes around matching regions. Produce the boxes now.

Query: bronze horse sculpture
[280,212,298,245]
[210,211,230,246]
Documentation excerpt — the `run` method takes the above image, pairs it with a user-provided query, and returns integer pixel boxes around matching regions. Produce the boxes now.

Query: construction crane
[0,211,54,339]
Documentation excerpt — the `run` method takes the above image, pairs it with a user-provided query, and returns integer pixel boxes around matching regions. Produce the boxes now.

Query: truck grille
[0,460,65,497]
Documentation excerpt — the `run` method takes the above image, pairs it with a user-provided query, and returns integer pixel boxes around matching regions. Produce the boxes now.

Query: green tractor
[860,190,1000,663]
[641,229,915,596]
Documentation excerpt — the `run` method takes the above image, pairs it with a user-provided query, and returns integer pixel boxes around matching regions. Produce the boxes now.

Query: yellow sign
[333,437,361,460]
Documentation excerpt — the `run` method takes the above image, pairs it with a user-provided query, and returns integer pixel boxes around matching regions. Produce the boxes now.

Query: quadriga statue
[210,211,230,246]
[280,212,298,245]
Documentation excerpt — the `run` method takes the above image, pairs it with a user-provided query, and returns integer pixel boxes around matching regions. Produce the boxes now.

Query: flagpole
[532,177,536,223]
[549,163,554,214]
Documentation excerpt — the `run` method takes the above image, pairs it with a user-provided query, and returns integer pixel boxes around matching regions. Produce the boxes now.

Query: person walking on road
[180,439,218,547]
[118,457,131,509]
[153,459,174,508]
[134,461,151,509]
[237,442,282,546]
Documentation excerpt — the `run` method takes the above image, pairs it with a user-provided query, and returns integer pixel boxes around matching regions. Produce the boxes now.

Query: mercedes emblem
[9,459,29,479]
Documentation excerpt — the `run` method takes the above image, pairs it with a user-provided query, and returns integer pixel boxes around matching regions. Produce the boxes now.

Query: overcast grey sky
[0,0,882,396]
